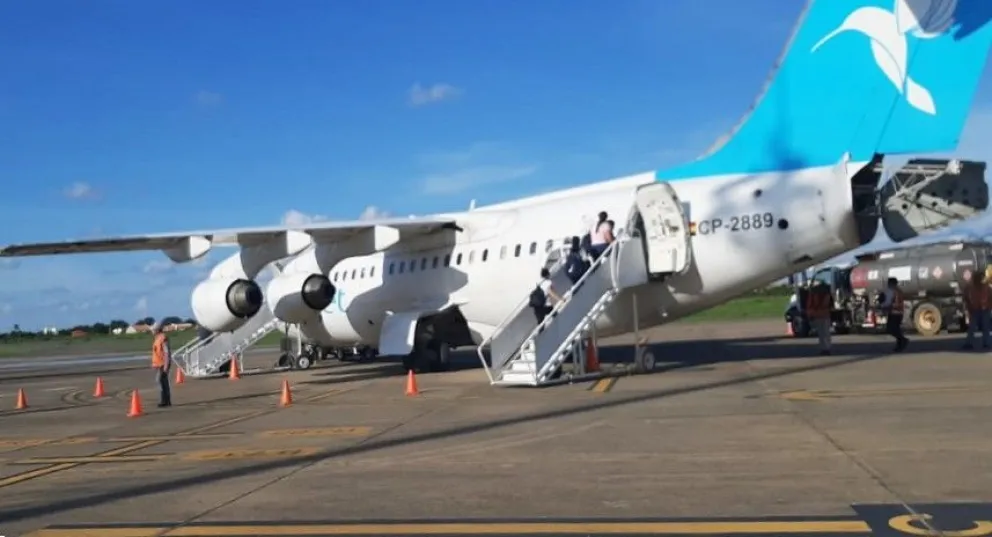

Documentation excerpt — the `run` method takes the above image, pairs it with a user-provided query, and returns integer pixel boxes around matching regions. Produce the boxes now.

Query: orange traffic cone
[405,370,419,396]
[127,390,144,418]
[229,356,240,380]
[279,380,293,407]
[93,377,105,398]
[175,367,185,385]
[586,338,600,373]
[14,388,28,410]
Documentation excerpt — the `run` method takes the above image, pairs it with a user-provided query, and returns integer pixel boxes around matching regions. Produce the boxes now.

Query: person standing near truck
[805,282,833,355]
[963,270,991,350]
[881,277,909,352]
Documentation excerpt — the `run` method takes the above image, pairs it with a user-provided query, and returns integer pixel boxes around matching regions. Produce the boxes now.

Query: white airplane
[3,0,991,385]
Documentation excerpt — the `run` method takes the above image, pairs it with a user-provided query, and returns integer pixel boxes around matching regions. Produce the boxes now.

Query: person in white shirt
[530,268,563,324]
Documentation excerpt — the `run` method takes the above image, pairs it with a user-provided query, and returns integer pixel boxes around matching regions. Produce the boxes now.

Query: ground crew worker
[805,282,833,355]
[880,277,909,352]
[151,321,172,408]
[963,270,991,350]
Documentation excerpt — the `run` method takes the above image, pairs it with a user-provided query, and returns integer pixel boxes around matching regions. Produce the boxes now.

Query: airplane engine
[266,272,336,323]
[191,278,264,333]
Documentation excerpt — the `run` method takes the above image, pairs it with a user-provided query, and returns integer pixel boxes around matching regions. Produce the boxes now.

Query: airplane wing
[0,216,461,259]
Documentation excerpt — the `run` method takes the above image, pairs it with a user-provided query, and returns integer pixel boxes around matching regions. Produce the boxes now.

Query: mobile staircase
[477,182,694,386]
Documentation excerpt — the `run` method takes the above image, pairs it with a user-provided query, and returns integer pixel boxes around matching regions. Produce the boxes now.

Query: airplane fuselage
[280,159,869,350]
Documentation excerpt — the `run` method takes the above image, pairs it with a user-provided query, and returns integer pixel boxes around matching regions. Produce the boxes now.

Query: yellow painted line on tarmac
[11,455,167,465]
[101,433,242,442]
[590,376,618,393]
[25,520,873,536]
[181,446,321,462]
[259,426,372,438]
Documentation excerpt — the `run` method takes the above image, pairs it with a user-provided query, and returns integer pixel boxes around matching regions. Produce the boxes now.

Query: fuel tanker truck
[786,240,992,338]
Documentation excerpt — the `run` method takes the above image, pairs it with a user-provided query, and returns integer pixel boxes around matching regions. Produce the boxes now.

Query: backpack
[529,284,546,308]
[580,233,592,252]
[565,253,584,279]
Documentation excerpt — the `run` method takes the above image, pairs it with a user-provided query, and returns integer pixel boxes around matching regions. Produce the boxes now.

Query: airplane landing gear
[402,340,452,373]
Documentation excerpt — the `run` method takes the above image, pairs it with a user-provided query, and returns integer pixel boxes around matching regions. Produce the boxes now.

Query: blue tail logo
[812,0,958,116]
[656,0,992,181]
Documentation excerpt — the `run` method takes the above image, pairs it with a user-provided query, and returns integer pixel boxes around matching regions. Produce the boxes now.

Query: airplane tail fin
[658,0,992,180]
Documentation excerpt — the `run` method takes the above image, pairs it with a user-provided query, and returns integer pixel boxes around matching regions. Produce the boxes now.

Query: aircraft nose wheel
[295,354,312,370]
[634,348,655,373]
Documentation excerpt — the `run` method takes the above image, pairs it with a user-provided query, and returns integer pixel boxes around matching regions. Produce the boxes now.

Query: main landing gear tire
[295,354,313,370]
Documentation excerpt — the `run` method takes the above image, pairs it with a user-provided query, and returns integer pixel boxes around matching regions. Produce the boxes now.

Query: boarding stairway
[478,182,693,386]
[174,310,280,378]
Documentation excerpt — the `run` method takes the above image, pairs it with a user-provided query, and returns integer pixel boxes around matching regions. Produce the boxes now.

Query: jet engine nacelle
[191,278,264,333]
[266,272,336,323]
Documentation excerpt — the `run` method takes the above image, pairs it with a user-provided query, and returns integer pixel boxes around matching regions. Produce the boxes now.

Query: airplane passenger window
[444,254,451,267]
[399,261,405,273]
[370,266,375,278]
[360,268,366,278]
[409,260,416,273]
[351,269,356,279]
[333,272,338,282]
[529,242,537,255]
[432,256,439,268]
[341,271,347,281]
[514,244,521,257]
[389,263,395,275]
[468,251,475,264]
[482,249,488,262]
[499,245,507,259]
[420,258,427,270]
[545,239,553,252]
[456,253,463,265]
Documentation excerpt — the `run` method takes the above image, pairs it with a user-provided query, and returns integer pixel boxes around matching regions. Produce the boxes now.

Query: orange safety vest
[152,333,167,368]
[967,284,991,310]
[805,289,831,318]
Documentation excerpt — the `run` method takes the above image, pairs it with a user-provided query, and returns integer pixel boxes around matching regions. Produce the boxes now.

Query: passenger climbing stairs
[478,182,693,386]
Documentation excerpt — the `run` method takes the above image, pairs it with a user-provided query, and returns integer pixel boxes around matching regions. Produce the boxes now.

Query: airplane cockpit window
[529,242,537,255]
[444,254,451,267]
[420,258,427,270]
[514,244,521,257]
[360,268,366,278]
[432,256,439,269]
[341,271,347,281]
[389,263,395,275]
[499,245,507,259]
[456,253,463,265]
[482,249,489,262]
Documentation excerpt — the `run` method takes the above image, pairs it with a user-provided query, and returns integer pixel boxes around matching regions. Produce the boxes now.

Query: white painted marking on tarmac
[44,387,75,392]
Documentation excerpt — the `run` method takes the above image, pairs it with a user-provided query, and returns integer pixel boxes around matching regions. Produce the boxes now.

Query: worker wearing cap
[804,282,833,355]
[151,321,172,408]
[964,270,991,350]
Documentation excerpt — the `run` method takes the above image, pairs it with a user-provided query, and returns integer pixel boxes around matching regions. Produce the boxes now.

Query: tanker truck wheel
[913,303,943,337]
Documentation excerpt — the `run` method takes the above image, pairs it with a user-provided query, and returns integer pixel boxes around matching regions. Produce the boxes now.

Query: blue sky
[1,0,990,331]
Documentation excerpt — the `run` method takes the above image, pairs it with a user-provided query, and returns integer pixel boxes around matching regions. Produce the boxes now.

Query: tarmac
[1,319,991,537]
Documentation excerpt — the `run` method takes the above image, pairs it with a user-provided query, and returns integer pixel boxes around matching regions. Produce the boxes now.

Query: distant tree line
[0,316,197,341]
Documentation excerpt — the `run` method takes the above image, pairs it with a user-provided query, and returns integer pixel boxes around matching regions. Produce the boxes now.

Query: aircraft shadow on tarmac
[0,329,936,525]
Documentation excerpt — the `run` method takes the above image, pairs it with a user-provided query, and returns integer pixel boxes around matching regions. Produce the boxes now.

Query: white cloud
[134,296,148,313]
[409,82,462,107]
[63,181,96,200]
[143,259,173,274]
[281,209,326,226]
[416,142,539,195]
[359,205,390,220]
[194,90,224,107]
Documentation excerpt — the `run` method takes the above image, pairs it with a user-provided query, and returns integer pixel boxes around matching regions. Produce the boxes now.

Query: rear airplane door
[634,182,692,276]
[880,160,989,242]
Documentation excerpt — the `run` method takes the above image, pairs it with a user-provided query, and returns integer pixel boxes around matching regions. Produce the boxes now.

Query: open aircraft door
[878,159,989,243]
[634,182,692,277]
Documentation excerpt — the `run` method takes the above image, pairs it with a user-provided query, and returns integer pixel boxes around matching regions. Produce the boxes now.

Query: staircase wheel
[635,348,656,373]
